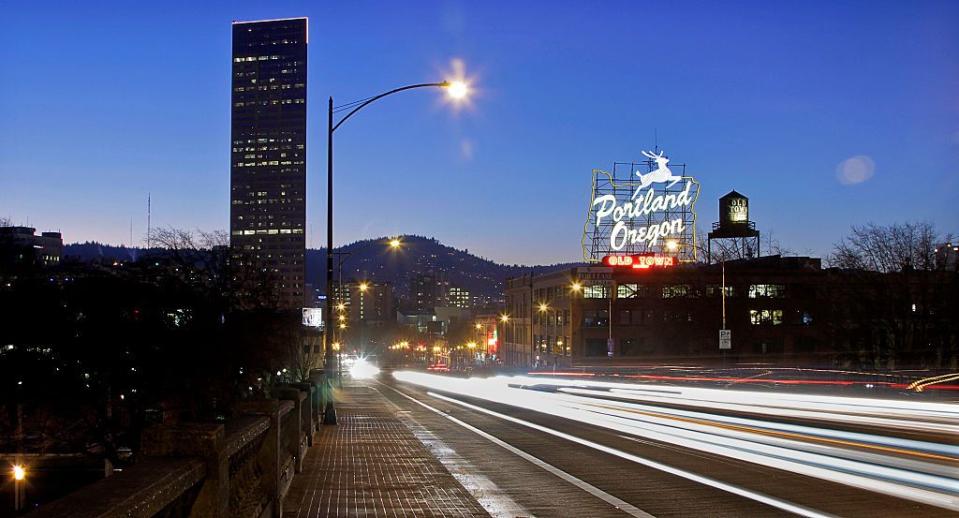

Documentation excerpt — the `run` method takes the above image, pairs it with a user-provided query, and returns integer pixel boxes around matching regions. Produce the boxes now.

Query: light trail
[392,371,959,512]
[527,371,959,391]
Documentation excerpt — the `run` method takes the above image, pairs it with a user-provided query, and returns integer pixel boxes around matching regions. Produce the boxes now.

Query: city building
[229,17,308,309]
[0,226,63,267]
[412,271,449,310]
[447,285,471,308]
[333,281,395,325]
[503,256,831,368]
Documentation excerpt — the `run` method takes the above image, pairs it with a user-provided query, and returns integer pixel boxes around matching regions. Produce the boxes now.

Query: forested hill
[64,236,581,299]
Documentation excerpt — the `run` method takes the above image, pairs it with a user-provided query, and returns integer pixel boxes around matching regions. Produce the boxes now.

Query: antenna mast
[147,193,151,249]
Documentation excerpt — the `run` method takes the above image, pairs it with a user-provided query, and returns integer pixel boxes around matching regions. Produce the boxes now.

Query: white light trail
[393,371,959,512]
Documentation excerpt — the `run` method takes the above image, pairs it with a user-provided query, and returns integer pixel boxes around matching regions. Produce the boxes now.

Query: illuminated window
[662,284,690,298]
[617,284,646,298]
[583,284,608,299]
[706,284,735,297]
[749,309,783,325]
[748,284,785,298]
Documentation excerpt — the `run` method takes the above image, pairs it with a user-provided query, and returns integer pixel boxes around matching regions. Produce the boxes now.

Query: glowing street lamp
[358,282,369,293]
[323,69,474,425]
[499,314,510,323]
[446,80,469,101]
[665,239,679,252]
[388,237,402,249]
[12,464,25,511]
[570,281,582,293]
[467,341,477,350]
[538,302,550,313]
[475,323,483,330]
[336,302,346,312]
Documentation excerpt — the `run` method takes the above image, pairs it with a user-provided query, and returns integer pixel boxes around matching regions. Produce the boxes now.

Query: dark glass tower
[230,18,308,308]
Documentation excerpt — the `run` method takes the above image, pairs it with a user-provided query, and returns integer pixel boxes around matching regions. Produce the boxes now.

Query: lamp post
[536,302,550,368]
[568,280,582,360]
[498,313,510,367]
[12,464,25,512]
[323,81,468,424]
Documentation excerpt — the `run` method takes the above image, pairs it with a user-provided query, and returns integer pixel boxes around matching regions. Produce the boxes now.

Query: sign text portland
[582,150,701,261]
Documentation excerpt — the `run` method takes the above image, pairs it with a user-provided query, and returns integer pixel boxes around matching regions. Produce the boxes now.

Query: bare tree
[829,222,946,272]
[288,327,324,383]
[694,227,760,263]
[148,226,279,310]
[825,221,957,369]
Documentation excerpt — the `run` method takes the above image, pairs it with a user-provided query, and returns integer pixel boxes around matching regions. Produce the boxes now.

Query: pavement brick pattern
[283,382,489,517]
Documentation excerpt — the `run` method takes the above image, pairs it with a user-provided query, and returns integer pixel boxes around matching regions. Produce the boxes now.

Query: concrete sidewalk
[282,379,488,517]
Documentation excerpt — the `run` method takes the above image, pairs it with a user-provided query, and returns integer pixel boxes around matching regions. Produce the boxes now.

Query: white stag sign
[583,150,700,258]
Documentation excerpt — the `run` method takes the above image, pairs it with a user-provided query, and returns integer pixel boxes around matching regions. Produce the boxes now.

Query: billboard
[302,307,323,328]
[583,149,701,262]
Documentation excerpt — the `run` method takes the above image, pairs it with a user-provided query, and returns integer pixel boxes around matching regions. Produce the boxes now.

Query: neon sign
[583,150,700,262]
[603,254,676,269]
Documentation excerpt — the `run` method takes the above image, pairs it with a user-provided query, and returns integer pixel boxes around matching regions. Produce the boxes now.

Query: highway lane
[383,371,958,517]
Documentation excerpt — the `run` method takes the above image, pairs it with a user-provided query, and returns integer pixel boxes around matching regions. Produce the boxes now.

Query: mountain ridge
[63,236,582,300]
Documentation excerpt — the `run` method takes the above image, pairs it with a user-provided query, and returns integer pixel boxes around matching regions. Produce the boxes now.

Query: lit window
[617,284,646,298]
[748,284,786,298]
[583,284,608,299]
[749,309,783,325]
[662,284,690,298]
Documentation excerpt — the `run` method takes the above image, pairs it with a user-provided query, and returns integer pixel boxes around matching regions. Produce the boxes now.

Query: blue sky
[1,0,957,264]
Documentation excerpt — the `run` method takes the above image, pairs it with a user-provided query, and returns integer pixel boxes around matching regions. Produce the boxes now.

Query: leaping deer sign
[636,150,683,190]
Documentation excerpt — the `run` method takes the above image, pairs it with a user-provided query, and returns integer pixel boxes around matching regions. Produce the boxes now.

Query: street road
[379,371,959,517]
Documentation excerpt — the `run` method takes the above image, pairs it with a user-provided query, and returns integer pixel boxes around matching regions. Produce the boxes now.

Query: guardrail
[29,382,321,518]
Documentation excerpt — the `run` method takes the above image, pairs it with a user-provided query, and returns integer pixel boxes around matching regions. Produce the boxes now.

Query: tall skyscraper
[230,18,308,308]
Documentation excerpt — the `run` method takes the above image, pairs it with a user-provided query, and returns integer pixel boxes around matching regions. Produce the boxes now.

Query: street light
[500,314,510,323]
[12,464,25,512]
[538,302,550,313]
[446,80,469,100]
[323,78,471,425]
[389,237,402,249]
[358,282,369,293]
[567,280,582,358]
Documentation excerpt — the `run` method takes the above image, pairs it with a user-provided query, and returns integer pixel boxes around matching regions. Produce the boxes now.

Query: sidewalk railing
[29,382,318,518]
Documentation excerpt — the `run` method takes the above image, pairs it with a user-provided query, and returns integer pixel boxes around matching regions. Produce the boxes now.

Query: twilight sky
[1,1,957,265]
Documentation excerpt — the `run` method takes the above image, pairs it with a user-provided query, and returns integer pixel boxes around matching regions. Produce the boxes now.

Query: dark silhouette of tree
[824,222,957,369]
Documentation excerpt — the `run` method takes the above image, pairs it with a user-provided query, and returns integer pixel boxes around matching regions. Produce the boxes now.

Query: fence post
[238,400,282,518]
[141,423,229,517]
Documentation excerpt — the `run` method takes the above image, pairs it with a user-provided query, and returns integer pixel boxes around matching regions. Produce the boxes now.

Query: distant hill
[63,241,145,262]
[64,235,581,300]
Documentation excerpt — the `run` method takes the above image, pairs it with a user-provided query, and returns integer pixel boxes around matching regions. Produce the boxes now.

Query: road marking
[423,390,837,518]
[379,382,654,518]
[373,386,533,518]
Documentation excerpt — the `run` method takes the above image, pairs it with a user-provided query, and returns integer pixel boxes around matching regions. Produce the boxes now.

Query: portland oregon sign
[582,149,701,262]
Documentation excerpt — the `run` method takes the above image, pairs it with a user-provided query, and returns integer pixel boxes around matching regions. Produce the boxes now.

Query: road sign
[719,329,732,350]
